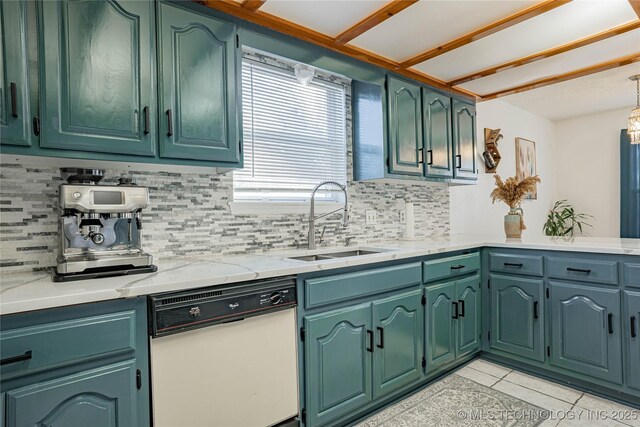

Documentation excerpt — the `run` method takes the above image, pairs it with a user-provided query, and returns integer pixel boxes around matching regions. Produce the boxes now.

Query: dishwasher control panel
[149,276,296,337]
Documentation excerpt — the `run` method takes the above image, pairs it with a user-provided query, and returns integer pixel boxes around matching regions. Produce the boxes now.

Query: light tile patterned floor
[457,359,640,427]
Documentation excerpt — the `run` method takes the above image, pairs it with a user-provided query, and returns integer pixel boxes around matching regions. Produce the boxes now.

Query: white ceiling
[501,62,640,121]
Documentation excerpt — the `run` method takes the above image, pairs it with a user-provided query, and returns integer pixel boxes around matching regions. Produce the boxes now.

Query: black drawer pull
[455,154,462,169]
[10,82,18,118]
[631,316,637,338]
[452,301,459,319]
[377,327,384,349]
[1,350,32,366]
[451,265,465,270]
[418,148,424,164]
[504,262,523,268]
[427,149,433,165]
[458,300,465,317]
[32,116,40,136]
[534,301,539,320]
[366,330,374,353]
[608,313,614,334]
[567,267,591,274]
[166,109,173,137]
[143,106,150,135]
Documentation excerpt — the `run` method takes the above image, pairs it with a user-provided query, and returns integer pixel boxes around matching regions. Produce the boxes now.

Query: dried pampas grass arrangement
[490,174,541,209]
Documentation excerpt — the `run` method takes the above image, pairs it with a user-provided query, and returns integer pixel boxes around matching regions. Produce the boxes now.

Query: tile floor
[455,359,640,427]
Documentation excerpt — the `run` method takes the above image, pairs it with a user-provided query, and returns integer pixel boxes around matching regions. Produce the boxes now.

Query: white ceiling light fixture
[294,63,315,86]
[629,74,640,144]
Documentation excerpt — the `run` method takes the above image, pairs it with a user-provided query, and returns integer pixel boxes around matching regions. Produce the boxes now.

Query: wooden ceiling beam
[480,52,640,100]
[401,0,572,69]
[629,0,640,19]
[241,0,266,12]
[449,20,640,86]
[197,0,479,100]
[335,0,418,44]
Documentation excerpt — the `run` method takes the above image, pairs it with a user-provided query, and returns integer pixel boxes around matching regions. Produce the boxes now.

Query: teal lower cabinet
[626,291,640,390]
[0,298,150,427]
[425,274,480,373]
[304,303,373,427]
[372,289,423,399]
[489,274,545,362]
[549,282,622,384]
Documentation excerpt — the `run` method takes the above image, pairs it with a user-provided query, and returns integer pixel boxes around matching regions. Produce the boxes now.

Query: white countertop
[1,235,638,315]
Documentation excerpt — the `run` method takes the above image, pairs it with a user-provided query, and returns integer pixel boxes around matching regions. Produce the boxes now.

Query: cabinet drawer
[304,263,421,309]
[548,257,618,285]
[1,311,136,379]
[625,263,640,288]
[489,253,543,277]
[423,253,480,283]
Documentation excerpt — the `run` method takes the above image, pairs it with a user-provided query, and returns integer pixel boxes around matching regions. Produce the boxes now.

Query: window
[233,53,348,208]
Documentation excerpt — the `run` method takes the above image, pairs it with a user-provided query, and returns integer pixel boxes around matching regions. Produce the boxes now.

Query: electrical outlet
[399,210,406,224]
[365,210,377,225]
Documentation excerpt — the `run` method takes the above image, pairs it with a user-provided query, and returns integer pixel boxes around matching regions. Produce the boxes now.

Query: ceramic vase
[504,208,523,238]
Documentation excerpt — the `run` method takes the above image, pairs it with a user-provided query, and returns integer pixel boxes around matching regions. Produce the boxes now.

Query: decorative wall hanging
[515,137,538,200]
[483,128,502,173]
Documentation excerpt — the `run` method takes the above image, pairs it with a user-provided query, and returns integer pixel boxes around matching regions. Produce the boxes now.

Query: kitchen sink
[288,249,387,262]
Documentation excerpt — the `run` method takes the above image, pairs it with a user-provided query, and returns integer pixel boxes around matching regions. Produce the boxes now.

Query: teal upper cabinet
[452,99,477,180]
[456,275,481,356]
[425,282,456,372]
[157,2,240,163]
[0,1,32,146]
[372,289,423,399]
[626,291,640,390]
[422,88,452,178]
[304,303,372,427]
[38,0,156,156]
[490,274,545,362]
[550,282,622,384]
[387,76,423,176]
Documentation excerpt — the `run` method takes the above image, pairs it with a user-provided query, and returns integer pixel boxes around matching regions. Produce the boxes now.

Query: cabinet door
[550,282,622,384]
[5,361,137,427]
[422,88,452,178]
[626,291,640,390]
[490,274,544,362]
[0,1,32,146]
[157,2,240,164]
[425,281,456,373]
[452,99,477,180]
[372,289,423,399]
[456,275,481,356]
[38,0,156,156]
[304,303,372,427]
[387,76,423,176]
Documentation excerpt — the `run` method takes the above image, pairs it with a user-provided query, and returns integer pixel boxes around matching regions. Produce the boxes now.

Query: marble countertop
[1,235,638,315]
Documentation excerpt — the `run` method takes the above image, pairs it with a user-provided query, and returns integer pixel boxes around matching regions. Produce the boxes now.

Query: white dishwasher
[149,277,299,427]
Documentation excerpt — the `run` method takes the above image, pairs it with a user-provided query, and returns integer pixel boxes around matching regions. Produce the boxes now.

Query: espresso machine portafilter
[55,168,157,281]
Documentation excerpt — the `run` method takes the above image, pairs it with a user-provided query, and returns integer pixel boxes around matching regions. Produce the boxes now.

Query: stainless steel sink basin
[288,249,386,262]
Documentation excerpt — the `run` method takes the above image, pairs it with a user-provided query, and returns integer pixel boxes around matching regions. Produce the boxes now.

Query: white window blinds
[233,58,347,202]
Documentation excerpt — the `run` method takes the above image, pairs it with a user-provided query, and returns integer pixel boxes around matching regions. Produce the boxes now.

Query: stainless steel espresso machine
[54,168,157,281]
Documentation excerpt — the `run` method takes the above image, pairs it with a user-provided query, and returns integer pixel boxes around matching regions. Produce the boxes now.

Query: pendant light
[629,75,640,144]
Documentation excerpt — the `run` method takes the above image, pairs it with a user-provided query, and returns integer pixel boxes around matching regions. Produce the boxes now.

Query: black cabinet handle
[567,267,591,274]
[10,82,18,118]
[534,301,539,320]
[427,149,433,165]
[166,109,173,137]
[143,106,150,135]
[455,154,462,169]
[631,316,637,338]
[451,265,465,270]
[377,327,384,349]
[504,262,523,268]
[452,301,459,319]
[418,148,424,164]
[32,116,40,136]
[608,313,614,334]
[1,350,32,366]
[366,330,374,352]
[458,300,465,317]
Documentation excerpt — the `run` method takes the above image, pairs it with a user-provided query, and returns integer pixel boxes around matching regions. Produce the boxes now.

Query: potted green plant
[490,174,541,238]
[543,200,593,236]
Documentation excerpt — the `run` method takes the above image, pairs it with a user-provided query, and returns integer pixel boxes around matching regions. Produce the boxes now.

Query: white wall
[450,99,557,237]
[555,108,628,237]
